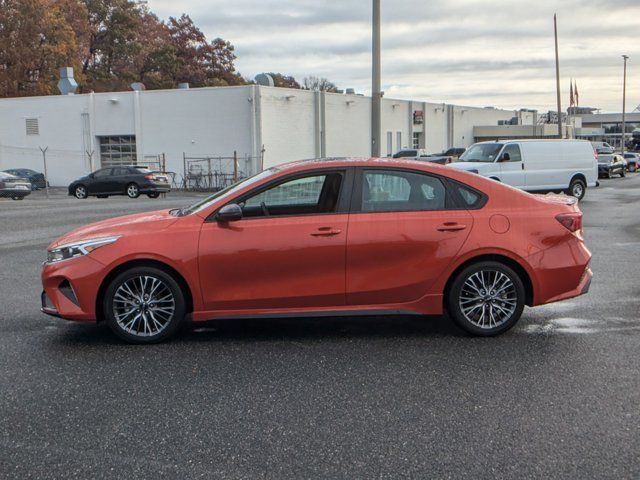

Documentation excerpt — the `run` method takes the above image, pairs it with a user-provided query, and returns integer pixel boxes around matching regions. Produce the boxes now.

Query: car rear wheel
[10,195,24,201]
[567,178,586,201]
[103,267,186,344]
[446,261,525,336]
[74,185,88,199]
[620,168,626,178]
[126,183,140,199]
[147,192,160,199]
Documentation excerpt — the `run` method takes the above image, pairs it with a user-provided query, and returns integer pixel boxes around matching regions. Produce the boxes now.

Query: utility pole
[39,146,49,199]
[554,14,563,139]
[371,0,381,157]
[622,55,629,156]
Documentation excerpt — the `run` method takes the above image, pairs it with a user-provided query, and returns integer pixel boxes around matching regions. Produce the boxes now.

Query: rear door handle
[311,227,342,237]
[437,222,467,232]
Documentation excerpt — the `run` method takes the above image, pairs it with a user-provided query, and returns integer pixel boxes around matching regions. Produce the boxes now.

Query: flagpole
[554,14,563,139]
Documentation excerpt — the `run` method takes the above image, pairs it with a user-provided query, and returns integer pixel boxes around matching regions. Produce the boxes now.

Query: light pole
[621,55,629,155]
[371,0,381,157]
[553,14,563,139]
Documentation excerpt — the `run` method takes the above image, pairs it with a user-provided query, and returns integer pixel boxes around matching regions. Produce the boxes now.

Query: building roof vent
[57,67,78,95]
[131,82,146,91]
[178,82,190,89]
[255,73,275,87]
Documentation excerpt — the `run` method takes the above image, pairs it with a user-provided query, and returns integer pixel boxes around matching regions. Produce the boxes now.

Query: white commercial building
[0,85,517,186]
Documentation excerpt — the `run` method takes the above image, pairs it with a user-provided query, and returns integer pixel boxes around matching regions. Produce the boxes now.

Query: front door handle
[311,227,342,237]
[437,222,467,232]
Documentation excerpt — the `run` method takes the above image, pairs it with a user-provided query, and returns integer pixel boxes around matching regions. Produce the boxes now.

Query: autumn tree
[303,76,338,93]
[0,0,80,97]
[264,72,301,89]
[1,0,245,96]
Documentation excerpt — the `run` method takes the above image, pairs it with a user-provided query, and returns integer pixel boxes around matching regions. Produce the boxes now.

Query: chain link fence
[0,144,263,199]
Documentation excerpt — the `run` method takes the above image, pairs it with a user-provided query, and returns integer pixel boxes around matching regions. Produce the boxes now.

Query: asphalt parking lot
[1,180,639,479]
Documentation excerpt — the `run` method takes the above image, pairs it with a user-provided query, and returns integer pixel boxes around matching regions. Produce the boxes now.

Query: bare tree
[303,76,338,92]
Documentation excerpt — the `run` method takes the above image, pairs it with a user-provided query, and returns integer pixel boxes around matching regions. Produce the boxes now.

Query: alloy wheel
[75,186,87,199]
[112,275,176,337]
[458,270,518,329]
[127,184,139,198]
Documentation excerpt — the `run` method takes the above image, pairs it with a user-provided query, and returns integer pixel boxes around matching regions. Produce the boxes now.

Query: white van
[448,139,598,200]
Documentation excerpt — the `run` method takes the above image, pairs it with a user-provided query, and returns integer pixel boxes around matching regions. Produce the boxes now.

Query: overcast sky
[149,0,640,112]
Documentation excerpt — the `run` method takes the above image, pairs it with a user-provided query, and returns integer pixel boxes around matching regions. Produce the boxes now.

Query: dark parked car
[420,147,467,165]
[392,149,427,158]
[68,166,170,199]
[2,168,47,189]
[0,172,32,200]
[623,153,639,172]
[597,154,626,178]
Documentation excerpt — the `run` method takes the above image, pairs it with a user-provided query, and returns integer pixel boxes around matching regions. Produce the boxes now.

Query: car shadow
[52,314,465,346]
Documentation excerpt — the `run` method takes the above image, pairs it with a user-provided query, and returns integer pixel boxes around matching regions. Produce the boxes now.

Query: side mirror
[500,152,511,162]
[216,203,243,222]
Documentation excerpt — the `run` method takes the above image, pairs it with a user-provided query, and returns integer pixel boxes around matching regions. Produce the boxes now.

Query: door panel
[498,144,525,188]
[198,215,348,311]
[346,210,473,305]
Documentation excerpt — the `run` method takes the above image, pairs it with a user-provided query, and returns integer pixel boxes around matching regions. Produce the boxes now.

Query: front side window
[502,144,522,162]
[93,168,112,178]
[240,172,343,218]
[361,170,446,212]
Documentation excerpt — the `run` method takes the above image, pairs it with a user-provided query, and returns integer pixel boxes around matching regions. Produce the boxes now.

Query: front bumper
[41,255,106,322]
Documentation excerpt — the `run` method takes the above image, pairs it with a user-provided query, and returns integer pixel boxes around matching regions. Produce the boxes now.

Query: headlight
[46,236,120,264]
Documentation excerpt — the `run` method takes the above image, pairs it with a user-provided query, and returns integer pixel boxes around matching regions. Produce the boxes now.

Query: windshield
[459,144,503,163]
[175,167,279,216]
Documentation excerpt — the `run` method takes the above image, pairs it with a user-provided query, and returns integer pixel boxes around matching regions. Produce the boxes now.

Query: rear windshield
[459,144,503,162]
[133,168,153,174]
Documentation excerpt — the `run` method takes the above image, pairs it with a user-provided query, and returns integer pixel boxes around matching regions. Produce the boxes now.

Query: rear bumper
[527,236,592,306]
[140,182,171,194]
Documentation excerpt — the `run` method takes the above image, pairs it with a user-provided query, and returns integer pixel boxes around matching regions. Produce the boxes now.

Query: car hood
[48,209,179,249]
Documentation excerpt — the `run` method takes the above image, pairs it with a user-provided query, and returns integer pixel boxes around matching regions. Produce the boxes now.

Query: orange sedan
[41,158,592,343]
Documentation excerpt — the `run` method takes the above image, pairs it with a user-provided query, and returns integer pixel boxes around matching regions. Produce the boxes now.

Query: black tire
[97,195,109,199]
[11,195,25,201]
[446,261,525,337]
[103,266,186,344]
[620,168,626,178]
[126,183,140,199]
[74,184,88,199]
[147,192,160,199]
[567,178,586,201]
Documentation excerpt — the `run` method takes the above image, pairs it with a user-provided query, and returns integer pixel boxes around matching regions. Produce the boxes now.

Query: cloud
[148,0,640,111]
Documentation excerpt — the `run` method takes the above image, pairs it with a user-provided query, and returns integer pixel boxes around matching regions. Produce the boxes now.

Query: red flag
[570,80,575,107]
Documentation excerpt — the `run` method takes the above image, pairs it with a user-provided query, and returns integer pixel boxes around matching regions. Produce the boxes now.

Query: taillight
[556,212,583,232]
[144,174,154,180]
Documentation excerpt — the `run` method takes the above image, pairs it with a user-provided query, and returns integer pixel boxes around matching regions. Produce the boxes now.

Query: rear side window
[450,181,486,209]
[361,170,446,212]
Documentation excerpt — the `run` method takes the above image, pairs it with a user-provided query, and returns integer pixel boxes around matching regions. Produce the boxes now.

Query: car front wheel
[126,183,140,198]
[74,185,88,199]
[103,267,186,344]
[446,261,525,336]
